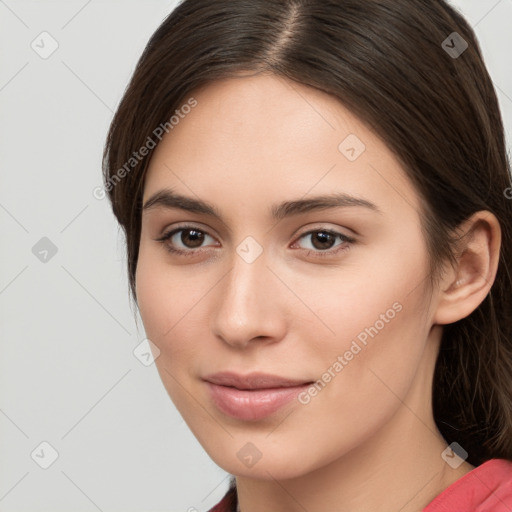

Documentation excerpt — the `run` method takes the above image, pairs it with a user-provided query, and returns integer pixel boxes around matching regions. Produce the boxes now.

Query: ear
[432,211,502,326]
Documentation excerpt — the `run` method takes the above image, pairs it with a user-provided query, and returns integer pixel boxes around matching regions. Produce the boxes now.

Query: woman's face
[136,73,443,479]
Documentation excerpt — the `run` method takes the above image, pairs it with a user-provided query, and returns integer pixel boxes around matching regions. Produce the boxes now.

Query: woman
[102,0,512,510]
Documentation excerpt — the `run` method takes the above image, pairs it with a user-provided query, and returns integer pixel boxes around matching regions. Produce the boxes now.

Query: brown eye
[293,229,356,258]
[156,226,217,256]
[309,231,337,250]
[179,229,205,248]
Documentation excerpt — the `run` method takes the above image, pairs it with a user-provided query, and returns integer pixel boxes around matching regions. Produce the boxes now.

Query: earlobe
[432,211,502,326]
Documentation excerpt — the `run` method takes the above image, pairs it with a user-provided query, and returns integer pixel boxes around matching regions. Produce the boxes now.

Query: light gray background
[0,1,511,511]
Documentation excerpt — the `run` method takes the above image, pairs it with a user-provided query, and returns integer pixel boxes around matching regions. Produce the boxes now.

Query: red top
[208,459,512,512]
[424,459,512,511]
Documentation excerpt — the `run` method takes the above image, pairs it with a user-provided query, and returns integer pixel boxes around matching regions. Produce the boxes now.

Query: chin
[196,435,319,481]
[224,457,309,481]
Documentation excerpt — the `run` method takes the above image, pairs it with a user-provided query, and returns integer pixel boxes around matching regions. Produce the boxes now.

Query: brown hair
[103,0,512,466]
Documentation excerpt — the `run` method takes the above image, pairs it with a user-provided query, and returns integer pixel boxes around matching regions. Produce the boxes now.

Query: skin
[136,73,501,512]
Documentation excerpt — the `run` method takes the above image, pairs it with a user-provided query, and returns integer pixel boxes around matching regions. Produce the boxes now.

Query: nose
[211,248,288,349]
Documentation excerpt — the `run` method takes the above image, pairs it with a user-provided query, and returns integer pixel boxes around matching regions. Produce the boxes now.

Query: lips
[203,371,315,420]
[203,371,313,390]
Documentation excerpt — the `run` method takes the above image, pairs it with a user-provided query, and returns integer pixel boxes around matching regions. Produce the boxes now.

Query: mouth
[203,371,315,421]
[203,371,314,390]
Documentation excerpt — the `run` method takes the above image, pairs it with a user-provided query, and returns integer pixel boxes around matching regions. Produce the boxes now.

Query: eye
[292,229,355,257]
[156,225,217,256]
[155,226,355,259]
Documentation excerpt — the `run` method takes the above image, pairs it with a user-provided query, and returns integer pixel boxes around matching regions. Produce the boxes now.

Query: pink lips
[203,371,313,421]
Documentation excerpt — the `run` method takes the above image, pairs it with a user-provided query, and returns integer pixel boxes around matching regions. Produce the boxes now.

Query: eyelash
[155,225,356,259]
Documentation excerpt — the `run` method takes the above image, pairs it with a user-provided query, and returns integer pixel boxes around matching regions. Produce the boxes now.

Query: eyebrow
[142,188,383,220]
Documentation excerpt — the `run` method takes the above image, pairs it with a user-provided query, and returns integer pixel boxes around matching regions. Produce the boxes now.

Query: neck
[236,413,473,512]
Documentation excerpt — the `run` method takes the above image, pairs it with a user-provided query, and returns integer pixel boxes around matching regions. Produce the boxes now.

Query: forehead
[142,73,422,222]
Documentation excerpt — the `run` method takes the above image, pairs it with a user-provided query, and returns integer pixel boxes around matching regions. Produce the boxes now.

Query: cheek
[297,236,432,411]
[136,243,192,334]
[296,235,429,353]
[326,300,426,402]
[306,294,423,396]
[135,245,214,369]
[135,250,207,413]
